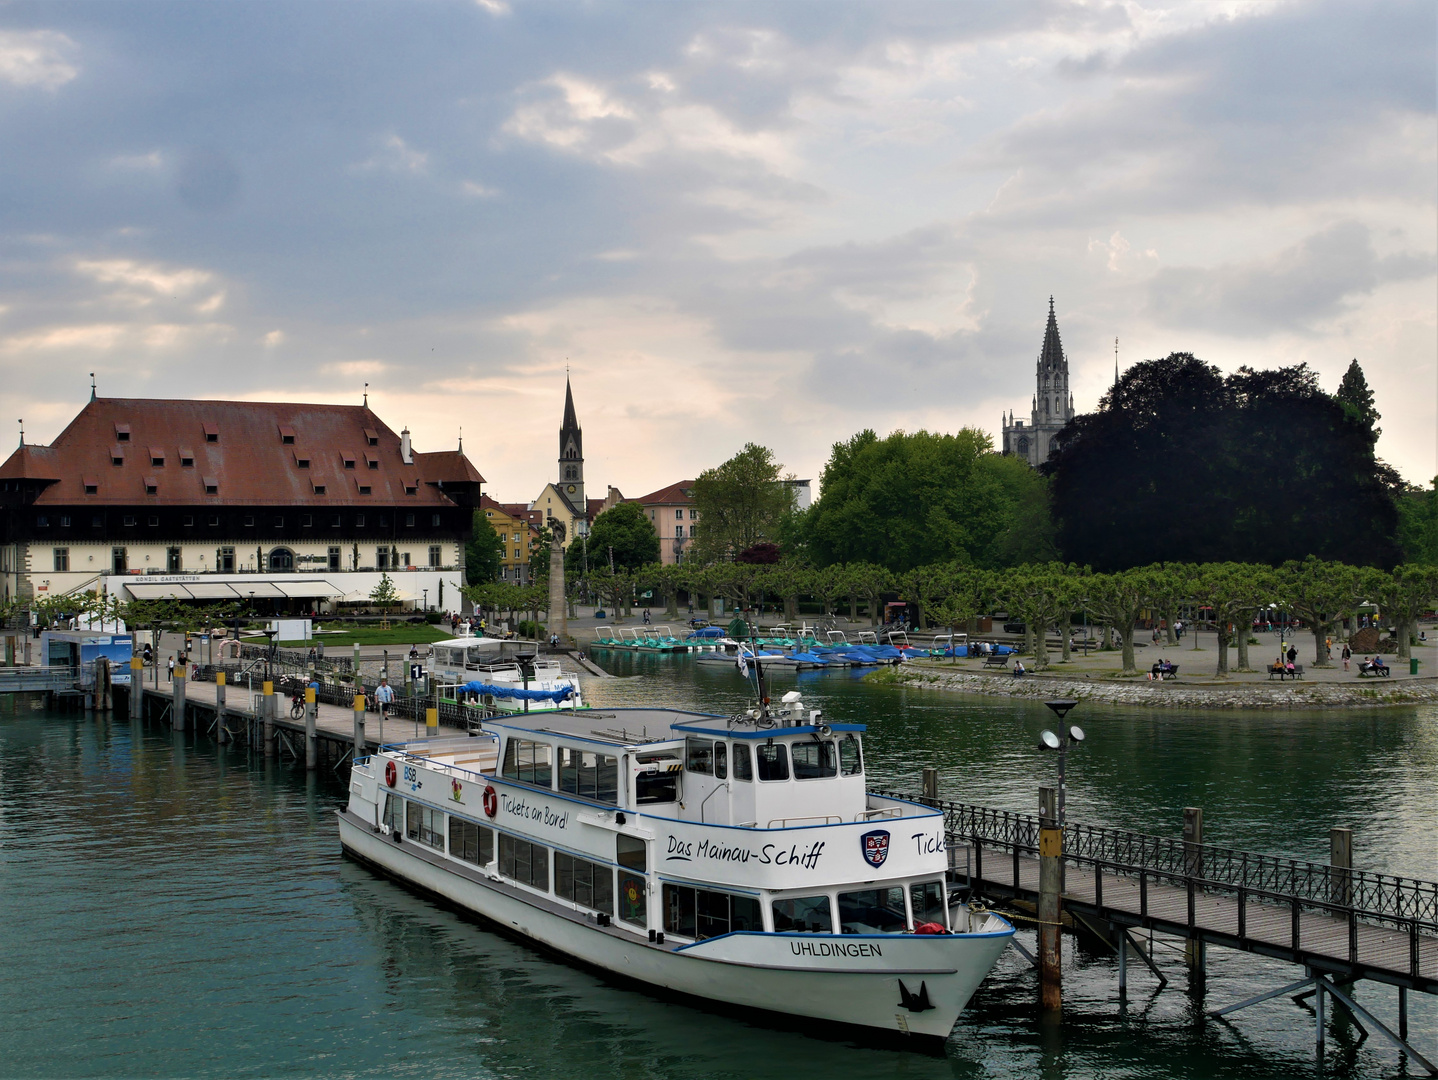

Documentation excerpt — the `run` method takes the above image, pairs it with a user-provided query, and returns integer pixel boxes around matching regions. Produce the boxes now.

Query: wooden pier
[879,789,1438,1072]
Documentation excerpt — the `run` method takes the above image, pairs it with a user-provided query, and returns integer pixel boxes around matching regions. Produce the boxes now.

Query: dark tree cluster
[1044,354,1399,571]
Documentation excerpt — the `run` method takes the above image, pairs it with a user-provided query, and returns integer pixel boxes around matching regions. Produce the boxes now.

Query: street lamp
[1039,699,1084,828]
[423,588,429,613]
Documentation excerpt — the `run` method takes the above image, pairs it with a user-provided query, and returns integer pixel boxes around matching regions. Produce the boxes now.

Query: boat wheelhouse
[338,693,1013,1044]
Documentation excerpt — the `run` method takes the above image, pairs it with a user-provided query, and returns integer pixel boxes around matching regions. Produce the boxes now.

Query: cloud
[1145,222,1434,334]
[0,29,78,89]
[353,133,430,175]
[474,0,509,15]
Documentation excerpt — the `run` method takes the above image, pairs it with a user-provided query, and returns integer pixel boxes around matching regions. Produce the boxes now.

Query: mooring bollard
[426,705,438,735]
[262,680,276,759]
[353,694,366,757]
[173,663,187,732]
[1183,807,1205,972]
[215,672,227,745]
[130,656,143,722]
[1039,785,1062,1012]
[305,684,317,770]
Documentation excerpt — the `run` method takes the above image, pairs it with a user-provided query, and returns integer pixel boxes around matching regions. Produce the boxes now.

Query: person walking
[166,655,174,682]
[374,676,394,720]
[1286,643,1298,666]
[1342,643,1351,670]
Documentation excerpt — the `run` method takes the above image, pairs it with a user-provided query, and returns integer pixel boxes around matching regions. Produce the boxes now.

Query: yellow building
[480,496,541,583]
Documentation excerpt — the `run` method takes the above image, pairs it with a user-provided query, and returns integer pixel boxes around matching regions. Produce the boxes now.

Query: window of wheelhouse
[910,880,948,929]
[791,739,837,780]
[772,894,832,933]
[501,737,553,788]
[731,742,752,781]
[839,734,863,776]
[755,742,788,782]
[634,753,679,803]
[557,746,618,803]
[837,887,907,933]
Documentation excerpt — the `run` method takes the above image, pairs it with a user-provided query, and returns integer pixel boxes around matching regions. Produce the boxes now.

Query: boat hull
[337,811,1012,1044]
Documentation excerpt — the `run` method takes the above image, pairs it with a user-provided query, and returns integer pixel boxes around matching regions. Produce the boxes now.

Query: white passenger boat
[428,636,583,715]
[337,689,1014,1045]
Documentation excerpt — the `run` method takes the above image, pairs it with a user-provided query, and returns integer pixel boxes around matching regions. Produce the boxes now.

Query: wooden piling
[1038,785,1062,1012]
[215,673,227,745]
[262,680,275,759]
[922,767,939,804]
[1183,807,1205,972]
[305,685,317,770]
[1330,827,1353,907]
[353,694,366,757]
[130,657,143,721]
[173,664,187,732]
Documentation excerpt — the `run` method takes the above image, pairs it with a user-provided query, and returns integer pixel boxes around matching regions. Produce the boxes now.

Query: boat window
[499,833,550,892]
[838,888,908,934]
[616,835,647,927]
[755,743,789,782]
[714,741,727,780]
[557,746,619,804]
[405,802,445,849]
[910,880,947,929]
[839,735,863,776]
[501,737,553,789]
[731,743,752,781]
[448,817,493,866]
[634,755,679,803]
[382,793,403,832]
[555,852,613,915]
[791,739,837,780]
[685,738,714,775]
[663,884,763,940]
[772,895,832,934]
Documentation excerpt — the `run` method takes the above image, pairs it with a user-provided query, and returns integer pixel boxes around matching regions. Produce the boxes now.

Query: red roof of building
[633,480,696,506]
[482,496,542,528]
[0,397,483,507]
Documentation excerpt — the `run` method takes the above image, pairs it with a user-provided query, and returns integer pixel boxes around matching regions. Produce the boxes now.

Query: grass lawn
[241,625,456,648]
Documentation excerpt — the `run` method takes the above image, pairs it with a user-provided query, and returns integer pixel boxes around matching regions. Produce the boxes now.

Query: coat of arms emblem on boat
[860,829,890,868]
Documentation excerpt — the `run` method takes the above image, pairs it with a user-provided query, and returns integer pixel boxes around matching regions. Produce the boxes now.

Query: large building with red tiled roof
[0,396,483,611]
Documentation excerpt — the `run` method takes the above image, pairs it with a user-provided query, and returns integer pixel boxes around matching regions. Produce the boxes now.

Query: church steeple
[557,375,584,515]
[1002,296,1076,467]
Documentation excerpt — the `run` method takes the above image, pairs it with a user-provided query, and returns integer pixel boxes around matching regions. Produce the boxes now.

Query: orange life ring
[385,760,397,787]
[482,784,498,818]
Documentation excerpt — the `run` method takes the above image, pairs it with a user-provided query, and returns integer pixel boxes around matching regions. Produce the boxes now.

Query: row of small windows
[649,508,698,519]
[380,793,947,941]
[37,512,445,529]
[683,735,863,783]
[112,423,381,449]
[81,476,415,496]
[53,545,446,573]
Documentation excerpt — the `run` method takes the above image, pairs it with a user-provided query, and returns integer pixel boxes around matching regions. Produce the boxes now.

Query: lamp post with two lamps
[1036,699,1085,1014]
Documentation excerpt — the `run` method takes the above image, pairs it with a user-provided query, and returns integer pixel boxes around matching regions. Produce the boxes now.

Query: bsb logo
[861,829,891,869]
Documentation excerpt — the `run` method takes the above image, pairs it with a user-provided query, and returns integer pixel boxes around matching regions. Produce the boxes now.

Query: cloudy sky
[1,0,1433,501]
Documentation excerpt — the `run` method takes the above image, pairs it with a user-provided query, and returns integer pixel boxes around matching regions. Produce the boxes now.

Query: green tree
[1372,564,1438,662]
[465,510,503,586]
[370,572,399,615]
[528,525,553,584]
[689,444,796,564]
[1335,358,1380,440]
[569,501,660,577]
[804,428,1053,572]
[1396,479,1438,564]
[1083,568,1154,675]
[1276,557,1362,667]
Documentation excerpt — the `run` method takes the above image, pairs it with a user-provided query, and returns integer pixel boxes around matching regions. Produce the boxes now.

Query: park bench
[1268,664,1304,680]
[982,653,1009,669]
[1357,662,1390,678]
[1150,663,1180,680]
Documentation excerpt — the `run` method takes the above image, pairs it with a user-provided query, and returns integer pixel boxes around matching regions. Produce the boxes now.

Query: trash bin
[1411,657,1420,675]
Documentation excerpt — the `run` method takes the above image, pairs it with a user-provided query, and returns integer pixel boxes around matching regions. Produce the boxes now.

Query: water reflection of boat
[338,686,1013,1048]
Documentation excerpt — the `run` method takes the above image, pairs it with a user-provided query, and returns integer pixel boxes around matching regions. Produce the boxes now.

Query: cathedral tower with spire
[558,375,584,515]
[1002,297,1075,467]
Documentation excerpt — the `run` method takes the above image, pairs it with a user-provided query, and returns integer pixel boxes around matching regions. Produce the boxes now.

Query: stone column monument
[547,519,570,646]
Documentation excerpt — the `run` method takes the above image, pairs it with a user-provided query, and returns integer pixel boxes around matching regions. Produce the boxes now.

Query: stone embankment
[887,664,1438,710]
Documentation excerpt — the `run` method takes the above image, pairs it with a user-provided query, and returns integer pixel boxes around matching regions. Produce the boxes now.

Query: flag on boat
[736,651,749,677]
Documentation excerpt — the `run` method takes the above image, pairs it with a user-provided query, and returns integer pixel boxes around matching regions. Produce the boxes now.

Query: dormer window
[111,446,125,466]
[203,423,218,443]
[294,453,310,469]
[404,482,418,495]
[357,483,372,496]
[83,476,99,495]
[144,477,158,495]
[203,476,219,495]
[178,448,194,467]
[363,427,379,446]
[342,454,356,470]
[366,454,379,470]
[149,448,165,467]
[114,423,130,442]
[278,424,296,445]
[312,483,327,495]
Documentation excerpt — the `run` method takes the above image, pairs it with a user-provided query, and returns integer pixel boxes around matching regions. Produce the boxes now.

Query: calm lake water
[0,654,1433,1079]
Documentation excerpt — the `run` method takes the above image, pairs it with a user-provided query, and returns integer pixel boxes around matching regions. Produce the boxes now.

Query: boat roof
[482,707,866,747]
[432,636,526,650]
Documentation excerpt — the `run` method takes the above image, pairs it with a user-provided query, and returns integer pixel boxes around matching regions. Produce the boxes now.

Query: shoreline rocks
[884,665,1438,710]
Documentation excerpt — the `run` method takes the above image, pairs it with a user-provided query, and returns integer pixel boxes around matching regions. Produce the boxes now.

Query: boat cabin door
[616,833,649,932]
